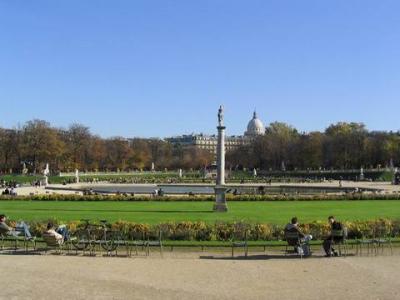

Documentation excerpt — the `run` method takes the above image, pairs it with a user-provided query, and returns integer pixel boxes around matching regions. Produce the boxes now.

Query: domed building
[245,111,265,136]
[166,111,266,154]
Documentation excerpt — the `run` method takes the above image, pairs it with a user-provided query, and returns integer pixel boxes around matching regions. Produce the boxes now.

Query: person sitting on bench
[284,217,312,255]
[0,214,32,239]
[43,222,70,244]
[323,216,343,257]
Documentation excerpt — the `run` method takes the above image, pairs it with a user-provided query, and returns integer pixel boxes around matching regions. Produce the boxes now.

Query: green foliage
[2,192,400,202]
[6,218,400,241]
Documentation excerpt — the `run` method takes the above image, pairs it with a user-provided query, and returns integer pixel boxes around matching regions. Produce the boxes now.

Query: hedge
[1,193,400,202]
[9,219,400,242]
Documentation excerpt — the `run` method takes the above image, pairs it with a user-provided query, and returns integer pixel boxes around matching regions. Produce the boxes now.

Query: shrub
[193,222,213,241]
[4,219,400,241]
[249,224,273,241]
[2,193,400,202]
[215,222,234,241]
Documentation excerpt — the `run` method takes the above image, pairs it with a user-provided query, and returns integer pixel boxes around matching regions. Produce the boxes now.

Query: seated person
[0,214,33,239]
[284,217,312,256]
[43,222,70,244]
[9,187,17,196]
[323,216,344,257]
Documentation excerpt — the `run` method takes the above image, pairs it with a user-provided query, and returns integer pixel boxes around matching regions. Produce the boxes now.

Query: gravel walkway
[0,253,399,299]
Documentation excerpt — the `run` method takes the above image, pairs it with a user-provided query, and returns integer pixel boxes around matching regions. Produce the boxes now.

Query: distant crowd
[0,179,18,196]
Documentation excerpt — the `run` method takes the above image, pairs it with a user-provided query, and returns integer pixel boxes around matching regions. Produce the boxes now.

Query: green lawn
[1,200,400,224]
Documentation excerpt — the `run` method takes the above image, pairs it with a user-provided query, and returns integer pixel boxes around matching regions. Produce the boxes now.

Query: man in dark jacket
[284,217,305,238]
[323,216,344,257]
[284,217,312,255]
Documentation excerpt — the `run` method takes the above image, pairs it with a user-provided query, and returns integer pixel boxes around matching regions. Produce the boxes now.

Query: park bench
[284,231,308,259]
[144,230,163,257]
[101,231,129,256]
[355,231,375,256]
[231,223,249,257]
[0,227,36,252]
[125,231,147,256]
[372,224,393,255]
[41,234,77,255]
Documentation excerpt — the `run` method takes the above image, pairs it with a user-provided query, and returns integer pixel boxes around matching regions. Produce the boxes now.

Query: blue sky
[1,1,399,138]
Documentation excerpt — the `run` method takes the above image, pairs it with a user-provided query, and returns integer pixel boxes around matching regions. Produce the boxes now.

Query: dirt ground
[0,252,399,300]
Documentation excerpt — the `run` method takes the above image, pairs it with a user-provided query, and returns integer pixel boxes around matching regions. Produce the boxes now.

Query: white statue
[253,168,257,177]
[43,163,50,186]
[43,163,50,176]
[75,169,80,183]
[151,162,155,172]
[179,169,183,178]
[22,162,28,175]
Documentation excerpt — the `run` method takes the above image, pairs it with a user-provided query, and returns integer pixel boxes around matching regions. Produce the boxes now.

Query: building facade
[166,111,265,154]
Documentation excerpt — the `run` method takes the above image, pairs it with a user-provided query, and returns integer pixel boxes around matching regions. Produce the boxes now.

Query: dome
[245,111,265,136]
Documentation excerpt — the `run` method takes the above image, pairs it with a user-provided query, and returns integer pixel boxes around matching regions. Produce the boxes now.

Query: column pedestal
[214,186,228,212]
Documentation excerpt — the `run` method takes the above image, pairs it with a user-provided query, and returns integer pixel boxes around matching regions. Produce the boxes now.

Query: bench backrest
[331,229,347,243]
[0,227,9,235]
[42,234,62,247]
[285,231,301,246]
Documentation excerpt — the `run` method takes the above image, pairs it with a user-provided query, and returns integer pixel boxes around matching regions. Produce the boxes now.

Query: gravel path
[0,253,399,300]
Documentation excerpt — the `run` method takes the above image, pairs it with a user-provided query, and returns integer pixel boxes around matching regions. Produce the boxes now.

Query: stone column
[216,125,226,186]
[214,105,228,212]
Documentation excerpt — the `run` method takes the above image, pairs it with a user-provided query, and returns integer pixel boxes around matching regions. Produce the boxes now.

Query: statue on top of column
[218,105,224,126]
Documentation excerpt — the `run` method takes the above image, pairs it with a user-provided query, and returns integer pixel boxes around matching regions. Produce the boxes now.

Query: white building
[166,111,265,154]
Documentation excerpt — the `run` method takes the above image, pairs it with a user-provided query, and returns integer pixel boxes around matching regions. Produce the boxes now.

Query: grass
[1,200,400,224]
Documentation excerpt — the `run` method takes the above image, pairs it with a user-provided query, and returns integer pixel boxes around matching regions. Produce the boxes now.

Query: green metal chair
[330,229,348,257]
[231,224,249,258]
[145,230,163,257]
[0,227,36,252]
[373,224,393,255]
[284,231,307,259]
[42,234,78,255]
[126,230,147,256]
[356,227,376,256]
